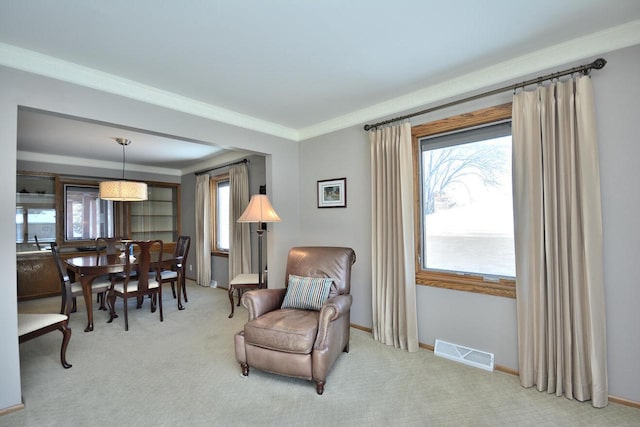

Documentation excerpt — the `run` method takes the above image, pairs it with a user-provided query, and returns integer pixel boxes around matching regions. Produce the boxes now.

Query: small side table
[228,273,259,318]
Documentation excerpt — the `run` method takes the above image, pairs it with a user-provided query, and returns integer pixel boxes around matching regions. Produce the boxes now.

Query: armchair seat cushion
[244,309,319,354]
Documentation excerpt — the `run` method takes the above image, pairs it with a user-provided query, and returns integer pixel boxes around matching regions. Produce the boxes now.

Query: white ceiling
[17,108,231,174]
[2,1,640,174]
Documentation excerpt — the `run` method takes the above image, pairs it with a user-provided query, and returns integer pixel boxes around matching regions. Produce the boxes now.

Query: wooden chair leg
[58,322,72,369]
[170,282,177,299]
[107,291,118,323]
[98,292,107,311]
[158,289,163,322]
[123,296,129,331]
[182,279,188,303]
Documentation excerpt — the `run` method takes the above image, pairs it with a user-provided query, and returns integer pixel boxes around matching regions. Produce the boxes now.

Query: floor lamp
[237,194,281,288]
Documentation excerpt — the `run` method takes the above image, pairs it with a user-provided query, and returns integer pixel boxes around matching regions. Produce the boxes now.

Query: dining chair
[96,236,119,254]
[18,255,73,369]
[159,235,191,303]
[94,236,121,308]
[107,240,164,331]
[51,242,112,315]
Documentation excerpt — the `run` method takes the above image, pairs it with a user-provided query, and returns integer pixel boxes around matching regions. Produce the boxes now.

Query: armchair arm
[316,294,352,348]
[241,288,287,320]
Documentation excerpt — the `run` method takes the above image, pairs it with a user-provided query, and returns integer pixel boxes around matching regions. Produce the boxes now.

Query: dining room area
[12,106,272,398]
[16,169,187,318]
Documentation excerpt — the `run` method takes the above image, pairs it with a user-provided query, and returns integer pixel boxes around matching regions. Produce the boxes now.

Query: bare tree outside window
[421,130,515,278]
[422,141,507,215]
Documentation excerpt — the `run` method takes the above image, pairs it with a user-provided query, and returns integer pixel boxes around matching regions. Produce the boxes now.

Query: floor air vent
[434,339,494,372]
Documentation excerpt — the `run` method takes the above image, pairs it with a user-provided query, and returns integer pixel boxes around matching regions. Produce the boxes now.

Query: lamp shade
[99,180,148,201]
[237,194,281,223]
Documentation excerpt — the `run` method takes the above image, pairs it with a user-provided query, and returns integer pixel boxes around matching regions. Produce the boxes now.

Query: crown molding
[17,150,182,176]
[297,19,640,141]
[0,42,299,141]
[2,19,639,143]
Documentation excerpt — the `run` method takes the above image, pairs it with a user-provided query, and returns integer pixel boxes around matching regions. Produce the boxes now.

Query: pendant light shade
[99,138,148,201]
[99,180,148,201]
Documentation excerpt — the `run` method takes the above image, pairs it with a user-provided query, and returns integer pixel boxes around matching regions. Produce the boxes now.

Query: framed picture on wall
[317,177,347,208]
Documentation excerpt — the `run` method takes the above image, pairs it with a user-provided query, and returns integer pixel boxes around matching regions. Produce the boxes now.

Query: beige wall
[0,66,301,410]
[2,43,639,410]
[298,44,640,402]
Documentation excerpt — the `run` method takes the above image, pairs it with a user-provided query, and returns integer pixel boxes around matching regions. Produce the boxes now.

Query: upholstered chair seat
[70,277,112,296]
[18,313,68,336]
[159,270,177,280]
[244,309,320,354]
[112,279,159,293]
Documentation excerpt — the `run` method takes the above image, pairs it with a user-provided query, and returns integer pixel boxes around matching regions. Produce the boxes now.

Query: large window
[211,175,230,254]
[412,103,516,298]
[64,185,114,241]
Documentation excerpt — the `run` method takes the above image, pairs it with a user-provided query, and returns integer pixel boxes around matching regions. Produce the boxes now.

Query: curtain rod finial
[592,58,607,70]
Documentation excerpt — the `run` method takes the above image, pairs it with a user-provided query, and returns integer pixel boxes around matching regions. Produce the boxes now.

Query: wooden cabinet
[17,251,60,300]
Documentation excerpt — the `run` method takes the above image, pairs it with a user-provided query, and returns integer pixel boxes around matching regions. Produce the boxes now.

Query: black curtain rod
[363,57,607,131]
[194,158,248,176]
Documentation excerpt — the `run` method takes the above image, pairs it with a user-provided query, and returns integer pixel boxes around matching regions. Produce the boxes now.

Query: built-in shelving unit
[16,173,56,252]
[129,184,179,242]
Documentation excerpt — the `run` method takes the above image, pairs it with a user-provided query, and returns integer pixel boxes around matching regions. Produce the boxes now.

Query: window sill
[415,271,515,299]
[212,250,228,258]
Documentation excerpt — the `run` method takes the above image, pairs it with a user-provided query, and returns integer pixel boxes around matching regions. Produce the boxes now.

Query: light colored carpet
[4,282,639,426]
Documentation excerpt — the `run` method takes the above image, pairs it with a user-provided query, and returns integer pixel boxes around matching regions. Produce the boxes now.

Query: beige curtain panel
[512,76,608,407]
[228,164,251,279]
[369,122,419,352]
[195,174,212,287]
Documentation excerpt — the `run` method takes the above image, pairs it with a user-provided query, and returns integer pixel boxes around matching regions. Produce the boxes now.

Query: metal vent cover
[434,339,494,372]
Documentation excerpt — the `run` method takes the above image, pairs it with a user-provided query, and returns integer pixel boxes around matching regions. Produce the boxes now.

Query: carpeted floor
[4,282,639,426]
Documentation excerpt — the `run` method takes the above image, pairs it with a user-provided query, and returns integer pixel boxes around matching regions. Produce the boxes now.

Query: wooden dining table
[64,252,184,332]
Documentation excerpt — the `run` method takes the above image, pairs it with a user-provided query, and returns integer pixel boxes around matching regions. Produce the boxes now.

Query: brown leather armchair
[235,246,356,394]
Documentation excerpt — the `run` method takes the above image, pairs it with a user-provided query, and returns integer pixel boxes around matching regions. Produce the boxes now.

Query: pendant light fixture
[99,138,148,201]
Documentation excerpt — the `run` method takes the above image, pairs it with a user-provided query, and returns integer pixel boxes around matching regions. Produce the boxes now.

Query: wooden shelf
[128,184,179,242]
